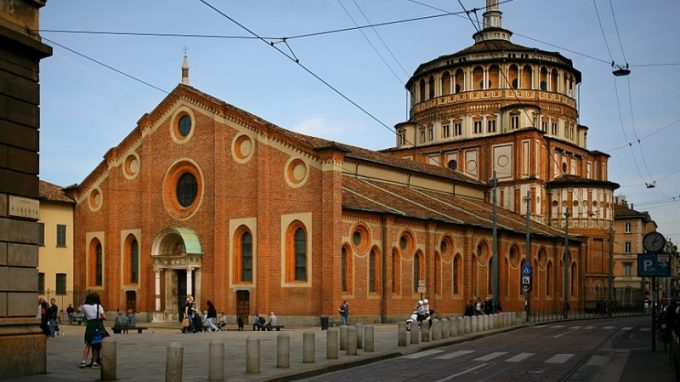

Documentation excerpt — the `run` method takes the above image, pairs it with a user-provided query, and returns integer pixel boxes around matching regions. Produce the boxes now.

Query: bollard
[166,342,183,382]
[101,337,116,381]
[339,325,348,351]
[246,338,261,374]
[209,340,224,381]
[490,313,496,330]
[482,314,488,331]
[464,316,471,334]
[471,315,478,332]
[364,326,375,352]
[277,333,290,368]
[398,322,407,347]
[450,317,458,337]
[327,328,339,359]
[410,322,419,345]
[303,332,315,363]
[347,326,358,355]
[441,318,449,339]
[421,320,430,342]
[356,323,364,349]
[431,319,441,340]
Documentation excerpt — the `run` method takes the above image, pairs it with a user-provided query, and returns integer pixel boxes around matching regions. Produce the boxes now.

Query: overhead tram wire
[41,36,169,95]
[606,117,680,152]
[351,0,410,78]
[336,0,405,85]
[197,0,446,167]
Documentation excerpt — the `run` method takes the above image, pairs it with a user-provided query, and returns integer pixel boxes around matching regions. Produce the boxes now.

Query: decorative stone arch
[150,227,204,322]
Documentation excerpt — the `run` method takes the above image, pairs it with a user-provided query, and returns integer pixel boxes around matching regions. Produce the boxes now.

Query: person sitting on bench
[113,310,129,333]
[252,313,265,331]
[265,312,278,331]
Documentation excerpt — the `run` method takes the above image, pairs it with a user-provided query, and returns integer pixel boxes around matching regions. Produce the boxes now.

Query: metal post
[524,191,531,322]
[652,276,657,352]
[563,210,570,319]
[608,226,614,317]
[492,171,499,311]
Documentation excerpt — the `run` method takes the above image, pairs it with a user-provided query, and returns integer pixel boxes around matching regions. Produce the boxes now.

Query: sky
[38,0,680,242]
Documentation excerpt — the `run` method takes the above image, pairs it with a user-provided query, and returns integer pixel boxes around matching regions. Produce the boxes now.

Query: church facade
[67,1,616,324]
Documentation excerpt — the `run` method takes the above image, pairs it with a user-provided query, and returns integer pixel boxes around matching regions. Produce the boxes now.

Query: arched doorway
[151,227,204,322]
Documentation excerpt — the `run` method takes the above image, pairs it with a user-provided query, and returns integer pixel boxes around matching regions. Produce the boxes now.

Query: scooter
[406,310,431,331]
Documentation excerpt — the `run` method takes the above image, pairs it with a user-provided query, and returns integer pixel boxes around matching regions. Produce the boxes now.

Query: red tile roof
[39,180,74,203]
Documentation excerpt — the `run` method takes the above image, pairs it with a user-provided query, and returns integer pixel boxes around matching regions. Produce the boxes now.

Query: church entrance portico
[151,227,204,323]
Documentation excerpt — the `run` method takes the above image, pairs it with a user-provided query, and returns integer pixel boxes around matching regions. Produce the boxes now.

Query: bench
[267,325,284,331]
[71,315,86,325]
[112,325,148,334]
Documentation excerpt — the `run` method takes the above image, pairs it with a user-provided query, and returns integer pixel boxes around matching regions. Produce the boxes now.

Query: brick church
[69,1,616,324]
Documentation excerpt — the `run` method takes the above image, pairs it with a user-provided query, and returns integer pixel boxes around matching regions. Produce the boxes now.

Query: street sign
[521,264,532,276]
[637,253,671,277]
[521,272,532,292]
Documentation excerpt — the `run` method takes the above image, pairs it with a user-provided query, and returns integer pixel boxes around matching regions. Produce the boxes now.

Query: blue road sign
[637,253,671,277]
[521,264,532,276]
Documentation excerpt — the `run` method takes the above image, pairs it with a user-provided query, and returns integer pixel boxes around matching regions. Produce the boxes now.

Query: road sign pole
[652,276,656,352]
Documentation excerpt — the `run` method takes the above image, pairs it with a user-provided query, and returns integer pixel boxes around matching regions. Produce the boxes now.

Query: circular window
[232,134,254,163]
[351,224,370,254]
[440,240,448,254]
[497,155,509,167]
[552,200,559,207]
[178,115,192,137]
[573,200,579,207]
[400,236,408,250]
[162,159,204,220]
[593,201,598,207]
[466,160,477,172]
[176,172,198,207]
[398,232,414,254]
[447,160,457,170]
[440,236,453,256]
[285,157,309,188]
[123,153,140,179]
[89,188,102,211]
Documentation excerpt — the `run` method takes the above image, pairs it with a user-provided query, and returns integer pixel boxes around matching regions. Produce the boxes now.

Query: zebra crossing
[402,348,575,364]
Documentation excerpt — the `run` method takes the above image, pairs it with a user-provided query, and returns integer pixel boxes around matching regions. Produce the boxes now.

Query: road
[301,316,654,382]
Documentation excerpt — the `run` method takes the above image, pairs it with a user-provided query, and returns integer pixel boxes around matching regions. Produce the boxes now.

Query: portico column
[187,266,194,297]
[154,267,162,311]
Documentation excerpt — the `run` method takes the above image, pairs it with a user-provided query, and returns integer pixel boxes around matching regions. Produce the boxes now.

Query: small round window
[352,231,362,246]
[178,115,192,137]
[176,172,198,207]
[399,236,408,251]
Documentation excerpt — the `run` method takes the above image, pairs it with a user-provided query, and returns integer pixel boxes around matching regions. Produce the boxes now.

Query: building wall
[37,200,74,304]
[0,0,52,377]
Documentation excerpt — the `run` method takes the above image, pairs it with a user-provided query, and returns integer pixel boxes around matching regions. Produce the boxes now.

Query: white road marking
[603,326,615,330]
[436,350,475,359]
[585,326,595,329]
[474,352,508,361]
[553,332,570,338]
[506,352,535,363]
[621,327,632,331]
[586,354,610,366]
[550,325,565,329]
[402,349,445,359]
[433,363,489,382]
[545,354,575,364]
[569,326,582,330]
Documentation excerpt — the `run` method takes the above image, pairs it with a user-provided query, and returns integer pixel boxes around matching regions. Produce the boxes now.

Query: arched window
[540,67,548,90]
[341,246,353,293]
[435,253,442,296]
[392,249,401,295]
[428,76,435,99]
[453,254,461,295]
[488,65,499,89]
[521,65,533,89]
[551,68,559,92]
[89,238,103,287]
[454,69,464,93]
[419,79,426,102]
[413,252,423,293]
[473,67,484,90]
[285,222,307,282]
[294,228,306,281]
[441,72,451,95]
[369,248,379,294]
[128,236,139,284]
[234,226,254,283]
[241,231,253,282]
[509,65,518,89]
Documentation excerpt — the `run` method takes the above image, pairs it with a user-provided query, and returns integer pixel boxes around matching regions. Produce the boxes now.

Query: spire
[473,0,512,43]
[181,46,190,85]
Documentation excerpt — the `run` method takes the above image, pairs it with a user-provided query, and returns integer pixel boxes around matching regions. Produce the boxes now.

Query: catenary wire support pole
[524,191,531,322]
[563,210,570,319]
[492,171,499,312]
[608,225,614,317]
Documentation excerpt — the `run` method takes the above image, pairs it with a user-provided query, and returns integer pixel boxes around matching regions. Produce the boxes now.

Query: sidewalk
[3,314,677,381]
